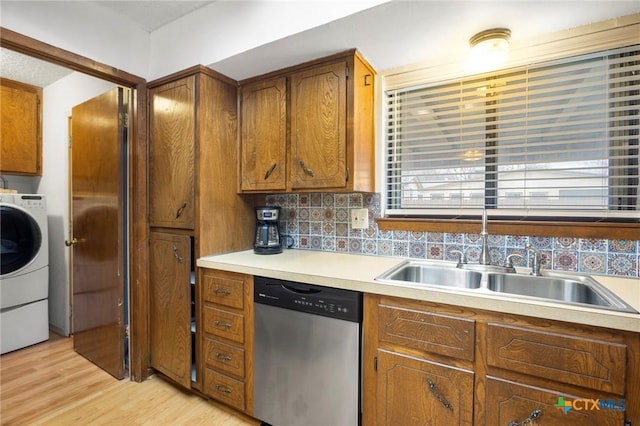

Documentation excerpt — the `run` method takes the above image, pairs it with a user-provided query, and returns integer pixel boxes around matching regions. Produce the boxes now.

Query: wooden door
[290,61,347,190]
[240,77,287,191]
[149,231,192,388]
[149,76,195,229]
[70,87,127,379]
[376,350,474,425]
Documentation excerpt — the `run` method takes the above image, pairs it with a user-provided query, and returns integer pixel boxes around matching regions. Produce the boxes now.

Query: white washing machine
[1,194,49,354]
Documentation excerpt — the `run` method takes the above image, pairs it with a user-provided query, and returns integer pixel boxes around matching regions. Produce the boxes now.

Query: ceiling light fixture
[468,28,511,72]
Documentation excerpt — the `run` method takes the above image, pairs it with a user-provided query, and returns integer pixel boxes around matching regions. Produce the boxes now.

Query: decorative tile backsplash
[265,193,640,278]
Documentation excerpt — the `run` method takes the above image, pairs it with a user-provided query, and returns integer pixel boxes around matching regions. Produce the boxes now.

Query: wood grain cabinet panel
[203,306,244,344]
[239,77,287,191]
[149,76,195,229]
[199,269,254,415]
[363,294,639,426]
[376,349,474,426]
[149,232,192,388]
[486,322,626,395]
[203,337,245,378]
[202,271,245,310]
[378,304,475,361]
[485,376,625,426]
[203,368,246,412]
[1,78,42,175]
[290,61,347,190]
[238,49,376,193]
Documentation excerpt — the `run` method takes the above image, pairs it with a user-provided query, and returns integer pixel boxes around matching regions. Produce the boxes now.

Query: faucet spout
[478,209,491,265]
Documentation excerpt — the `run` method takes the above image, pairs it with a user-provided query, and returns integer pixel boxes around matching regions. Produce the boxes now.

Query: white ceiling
[92,1,215,32]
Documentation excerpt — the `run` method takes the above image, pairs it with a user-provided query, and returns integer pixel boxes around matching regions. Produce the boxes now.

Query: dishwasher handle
[279,283,321,295]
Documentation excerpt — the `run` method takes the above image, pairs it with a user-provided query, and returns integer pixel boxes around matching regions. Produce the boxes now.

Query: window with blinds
[385,45,639,219]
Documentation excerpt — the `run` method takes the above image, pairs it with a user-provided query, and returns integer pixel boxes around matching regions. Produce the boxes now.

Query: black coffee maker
[254,206,282,254]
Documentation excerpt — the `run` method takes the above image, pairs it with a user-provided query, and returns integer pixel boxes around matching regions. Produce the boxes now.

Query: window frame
[376,14,640,239]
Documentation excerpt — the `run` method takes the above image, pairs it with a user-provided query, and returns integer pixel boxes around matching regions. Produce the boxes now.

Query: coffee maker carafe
[254,206,282,254]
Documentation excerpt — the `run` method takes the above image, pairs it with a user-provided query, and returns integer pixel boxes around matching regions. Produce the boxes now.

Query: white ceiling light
[468,28,511,72]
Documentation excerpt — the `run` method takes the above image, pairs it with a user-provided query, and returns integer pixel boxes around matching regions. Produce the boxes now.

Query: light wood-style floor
[0,333,261,425]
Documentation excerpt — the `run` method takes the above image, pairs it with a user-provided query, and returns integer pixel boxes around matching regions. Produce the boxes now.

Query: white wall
[40,73,116,335]
[147,0,389,80]
[0,1,150,78]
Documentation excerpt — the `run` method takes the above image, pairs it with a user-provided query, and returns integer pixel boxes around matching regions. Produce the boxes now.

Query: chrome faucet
[478,209,491,265]
[525,243,542,276]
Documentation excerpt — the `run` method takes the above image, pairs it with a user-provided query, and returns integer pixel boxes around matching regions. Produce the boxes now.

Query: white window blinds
[385,45,639,219]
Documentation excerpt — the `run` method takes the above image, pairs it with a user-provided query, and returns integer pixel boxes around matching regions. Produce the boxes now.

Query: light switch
[350,208,369,229]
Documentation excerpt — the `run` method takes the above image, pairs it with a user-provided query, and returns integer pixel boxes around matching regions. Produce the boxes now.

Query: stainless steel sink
[375,261,637,313]
[376,261,483,289]
[486,273,637,313]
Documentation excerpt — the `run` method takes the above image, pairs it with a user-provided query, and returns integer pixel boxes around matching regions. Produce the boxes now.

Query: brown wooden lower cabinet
[485,376,626,426]
[376,349,474,425]
[199,269,254,416]
[363,294,640,426]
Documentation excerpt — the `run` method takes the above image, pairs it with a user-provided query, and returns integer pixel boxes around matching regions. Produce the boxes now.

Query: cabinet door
[240,77,287,191]
[290,61,347,190]
[149,232,192,388]
[486,377,625,425]
[149,77,195,229]
[0,79,42,175]
[377,350,474,425]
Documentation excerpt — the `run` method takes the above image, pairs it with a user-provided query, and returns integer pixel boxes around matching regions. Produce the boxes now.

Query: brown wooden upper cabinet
[1,78,42,176]
[238,49,376,193]
[149,76,196,229]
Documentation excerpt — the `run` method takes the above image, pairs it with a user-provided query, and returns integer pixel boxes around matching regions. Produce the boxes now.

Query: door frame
[0,27,150,382]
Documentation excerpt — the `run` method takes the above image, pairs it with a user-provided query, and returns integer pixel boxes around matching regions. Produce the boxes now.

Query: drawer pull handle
[215,352,232,362]
[264,163,277,180]
[299,160,314,177]
[214,288,231,296]
[214,320,232,329]
[215,384,232,394]
[508,409,542,426]
[172,246,183,263]
[176,202,187,219]
[427,379,453,412]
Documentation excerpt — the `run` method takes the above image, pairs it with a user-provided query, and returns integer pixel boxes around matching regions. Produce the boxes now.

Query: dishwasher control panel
[254,276,362,323]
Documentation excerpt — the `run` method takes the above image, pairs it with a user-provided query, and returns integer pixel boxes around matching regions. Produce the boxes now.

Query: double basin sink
[375,260,637,313]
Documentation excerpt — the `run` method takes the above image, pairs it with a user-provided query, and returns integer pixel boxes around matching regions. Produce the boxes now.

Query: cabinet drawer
[202,272,245,309]
[204,337,245,378]
[204,307,244,344]
[204,368,245,412]
[486,323,626,395]
[378,304,475,361]
[486,376,625,425]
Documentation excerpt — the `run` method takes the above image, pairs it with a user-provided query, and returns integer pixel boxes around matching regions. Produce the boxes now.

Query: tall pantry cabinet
[147,66,255,392]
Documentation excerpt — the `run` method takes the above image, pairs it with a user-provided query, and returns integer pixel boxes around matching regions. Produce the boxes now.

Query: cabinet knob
[214,320,232,329]
[299,160,314,177]
[215,384,232,394]
[172,245,183,263]
[264,163,277,180]
[175,202,187,219]
[508,409,542,426]
[215,352,232,362]
[426,379,454,412]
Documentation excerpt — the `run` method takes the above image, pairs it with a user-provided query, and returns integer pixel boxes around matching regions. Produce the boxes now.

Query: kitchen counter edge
[197,249,640,333]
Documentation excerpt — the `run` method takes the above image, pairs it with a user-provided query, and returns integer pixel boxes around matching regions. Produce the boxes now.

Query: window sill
[376,217,640,240]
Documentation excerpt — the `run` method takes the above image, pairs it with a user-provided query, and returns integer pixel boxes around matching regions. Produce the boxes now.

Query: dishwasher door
[254,303,360,426]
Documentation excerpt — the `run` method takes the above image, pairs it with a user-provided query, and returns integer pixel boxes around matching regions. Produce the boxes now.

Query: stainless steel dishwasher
[253,276,362,426]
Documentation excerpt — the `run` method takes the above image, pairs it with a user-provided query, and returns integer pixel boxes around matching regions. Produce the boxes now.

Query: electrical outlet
[350,208,369,229]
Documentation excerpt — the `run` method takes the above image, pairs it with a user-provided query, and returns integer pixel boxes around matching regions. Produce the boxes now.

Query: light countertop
[197,249,640,333]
